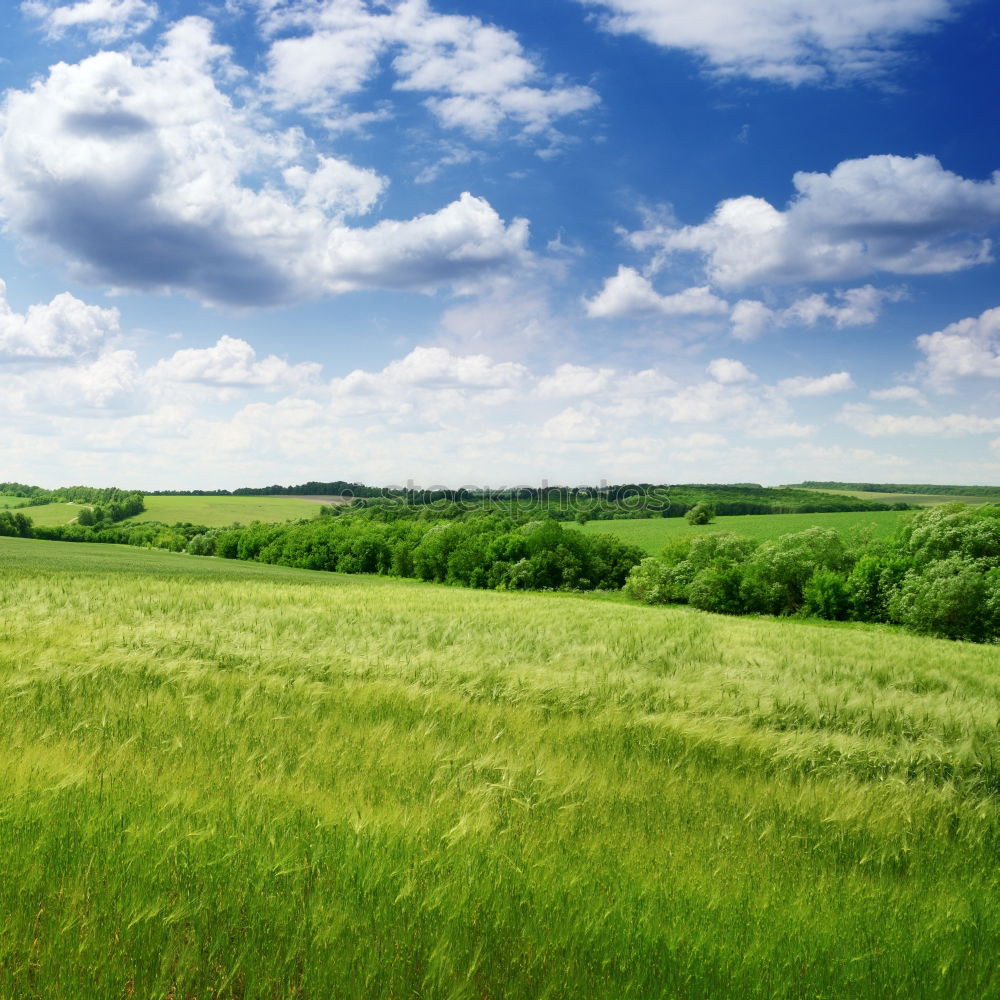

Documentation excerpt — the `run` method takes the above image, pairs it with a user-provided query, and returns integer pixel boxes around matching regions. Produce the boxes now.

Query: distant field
[0,496,29,509]
[127,494,344,526]
[799,488,993,506]
[573,509,911,555]
[19,502,88,526]
[0,534,997,999]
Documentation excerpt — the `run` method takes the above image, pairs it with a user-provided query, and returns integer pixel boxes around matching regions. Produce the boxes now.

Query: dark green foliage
[623,558,677,604]
[798,480,1000,498]
[685,502,716,525]
[889,558,999,643]
[688,565,745,615]
[620,505,1000,644]
[0,483,145,516]
[0,511,33,537]
[802,569,851,620]
[848,555,911,623]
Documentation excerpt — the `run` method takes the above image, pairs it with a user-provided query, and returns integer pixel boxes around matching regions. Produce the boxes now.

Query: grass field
[0,496,30,509]
[126,495,343,526]
[17,501,90,526]
[1,535,998,998]
[573,509,911,555]
[799,488,993,506]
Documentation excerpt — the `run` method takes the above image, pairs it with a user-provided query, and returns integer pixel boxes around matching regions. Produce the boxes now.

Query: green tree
[686,502,716,525]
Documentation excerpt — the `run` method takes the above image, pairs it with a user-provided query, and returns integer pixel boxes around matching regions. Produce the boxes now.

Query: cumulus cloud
[0,18,530,308]
[584,266,729,319]
[730,284,905,340]
[869,385,926,404]
[777,371,855,397]
[577,0,957,85]
[537,363,615,397]
[630,155,1000,290]
[259,0,598,140]
[22,0,158,42]
[334,346,529,396]
[915,306,1000,390]
[2,348,142,411]
[840,403,1000,436]
[707,358,755,384]
[0,280,120,361]
[148,336,321,390]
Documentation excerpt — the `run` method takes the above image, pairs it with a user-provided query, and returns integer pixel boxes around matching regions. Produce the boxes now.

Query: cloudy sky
[1,0,998,489]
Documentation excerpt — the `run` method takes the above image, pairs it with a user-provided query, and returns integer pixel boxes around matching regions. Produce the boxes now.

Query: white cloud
[148,336,321,390]
[584,266,729,319]
[0,18,530,308]
[730,298,774,341]
[730,285,904,339]
[577,0,957,85]
[777,372,856,397]
[916,306,1000,390]
[22,0,158,42]
[869,385,926,404]
[707,357,755,384]
[334,345,529,396]
[0,280,119,361]
[537,363,614,397]
[259,0,598,140]
[631,155,1000,289]
[840,403,1000,437]
[2,348,142,411]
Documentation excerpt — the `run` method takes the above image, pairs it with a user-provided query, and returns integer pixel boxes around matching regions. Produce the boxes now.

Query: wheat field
[0,535,997,998]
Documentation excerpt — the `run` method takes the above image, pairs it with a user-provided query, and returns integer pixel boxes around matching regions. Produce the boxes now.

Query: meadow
[799,488,993,506]
[17,501,91,526]
[0,535,997,998]
[573,509,911,555]
[128,494,342,526]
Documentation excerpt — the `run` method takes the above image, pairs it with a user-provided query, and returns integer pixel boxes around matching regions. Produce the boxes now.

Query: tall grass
[0,536,997,998]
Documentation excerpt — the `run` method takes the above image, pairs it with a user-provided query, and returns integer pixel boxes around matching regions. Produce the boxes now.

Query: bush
[686,502,716,525]
[889,557,997,642]
[688,565,745,615]
[847,555,910,623]
[623,558,679,604]
[802,569,850,620]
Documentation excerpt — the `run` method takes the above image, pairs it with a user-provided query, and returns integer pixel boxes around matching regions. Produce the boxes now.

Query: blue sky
[1,0,998,489]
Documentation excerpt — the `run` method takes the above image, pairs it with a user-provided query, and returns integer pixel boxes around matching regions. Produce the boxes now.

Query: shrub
[847,555,910,623]
[623,558,678,605]
[802,569,850,620]
[889,557,996,642]
[686,502,716,525]
[688,565,745,615]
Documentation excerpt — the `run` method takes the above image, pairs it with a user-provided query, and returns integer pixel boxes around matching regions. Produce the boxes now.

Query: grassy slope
[572,509,910,555]
[19,502,89,526]
[798,488,993,506]
[126,494,337,526]
[1,536,998,999]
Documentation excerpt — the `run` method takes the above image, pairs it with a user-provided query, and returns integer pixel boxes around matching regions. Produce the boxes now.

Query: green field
[799,488,993,506]
[126,494,342,526]
[17,501,91,526]
[573,509,911,554]
[0,496,29,510]
[1,535,998,998]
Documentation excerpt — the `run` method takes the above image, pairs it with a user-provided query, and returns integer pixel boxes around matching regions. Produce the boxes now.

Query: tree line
[4,494,998,642]
[794,481,1000,497]
[623,503,1000,643]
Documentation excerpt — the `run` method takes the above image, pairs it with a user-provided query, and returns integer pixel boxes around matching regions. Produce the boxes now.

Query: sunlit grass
[125,494,339,526]
[572,509,911,554]
[799,488,993,506]
[0,535,997,998]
